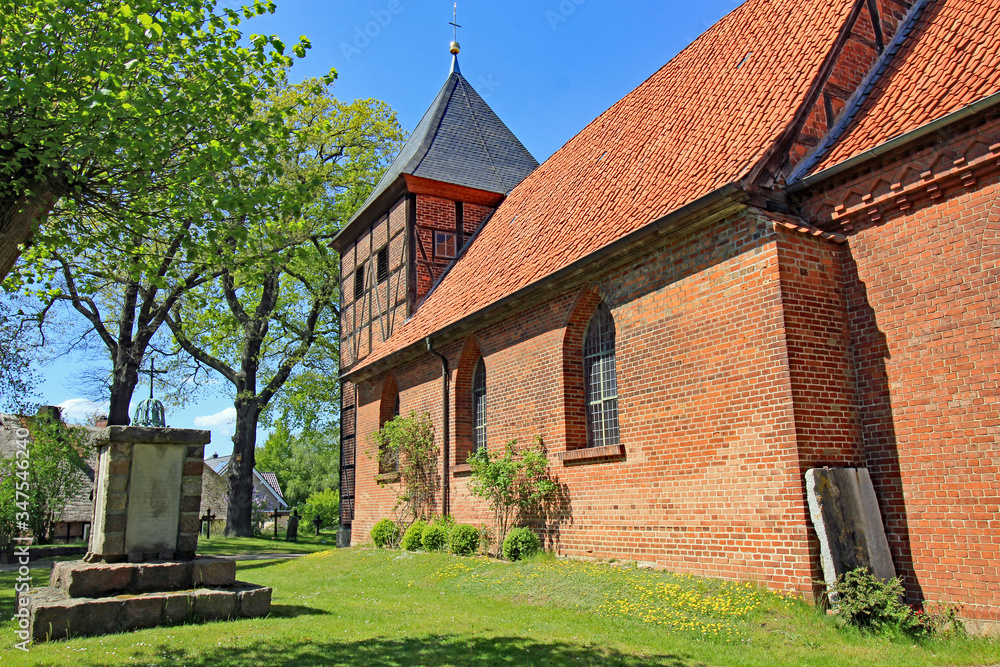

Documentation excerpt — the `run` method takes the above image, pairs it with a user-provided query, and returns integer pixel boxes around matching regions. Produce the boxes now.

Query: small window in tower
[354,264,365,301]
[376,245,389,283]
[434,231,456,259]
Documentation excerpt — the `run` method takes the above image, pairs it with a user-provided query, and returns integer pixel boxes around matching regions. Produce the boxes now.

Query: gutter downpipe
[426,337,450,516]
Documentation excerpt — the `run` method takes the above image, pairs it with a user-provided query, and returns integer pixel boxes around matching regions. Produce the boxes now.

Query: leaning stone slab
[27,582,271,642]
[50,558,235,598]
[805,467,896,601]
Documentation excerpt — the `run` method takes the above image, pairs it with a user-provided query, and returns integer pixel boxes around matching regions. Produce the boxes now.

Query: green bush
[449,524,479,556]
[299,488,339,530]
[834,568,918,634]
[401,520,427,551]
[502,527,540,561]
[421,522,448,551]
[370,518,399,549]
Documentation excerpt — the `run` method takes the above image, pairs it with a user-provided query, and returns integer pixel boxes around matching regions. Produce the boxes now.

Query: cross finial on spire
[449,2,461,55]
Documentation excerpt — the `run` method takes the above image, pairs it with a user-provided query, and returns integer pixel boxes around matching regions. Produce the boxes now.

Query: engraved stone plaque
[125,444,186,555]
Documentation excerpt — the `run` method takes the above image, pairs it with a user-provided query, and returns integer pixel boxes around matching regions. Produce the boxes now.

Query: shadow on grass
[267,604,331,618]
[234,559,297,573]
[32,634,694,666]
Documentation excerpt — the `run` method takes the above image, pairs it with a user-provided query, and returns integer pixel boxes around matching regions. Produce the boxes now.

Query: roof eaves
[343,182,750,383]
[254,469,288,508]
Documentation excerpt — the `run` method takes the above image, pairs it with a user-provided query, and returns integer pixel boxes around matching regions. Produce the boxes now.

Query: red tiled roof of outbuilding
[349,0,860,375]
[808,0,1000,174]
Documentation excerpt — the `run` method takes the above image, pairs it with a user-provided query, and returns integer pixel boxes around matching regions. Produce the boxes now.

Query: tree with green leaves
[468,437,557,555]
[256,417,339,508]
[0,0,312,278]
[370,411,439,538]
[3,0,320,423]
[0,410,89,544]
[165,79,403,535]
[0,295,41,413]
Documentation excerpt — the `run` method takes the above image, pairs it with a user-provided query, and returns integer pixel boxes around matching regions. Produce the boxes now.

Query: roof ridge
[409,74,461,175]
[456,76,509,193]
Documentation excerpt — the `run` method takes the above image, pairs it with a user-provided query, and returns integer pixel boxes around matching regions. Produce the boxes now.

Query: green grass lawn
[194,530,337,556]
[1,548,997,666]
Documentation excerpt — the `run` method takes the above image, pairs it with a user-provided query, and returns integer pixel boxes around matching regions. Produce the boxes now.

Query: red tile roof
[810,0,1000,173]
[348,0,858,375]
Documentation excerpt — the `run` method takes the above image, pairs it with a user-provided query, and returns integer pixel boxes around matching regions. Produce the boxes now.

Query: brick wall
[350,209,850,598]
[835,180,1000,622]
[795,112,1000,622]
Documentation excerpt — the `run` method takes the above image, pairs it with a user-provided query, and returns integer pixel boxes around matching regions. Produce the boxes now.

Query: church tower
[332,48,537,370]
[334,40,537,532]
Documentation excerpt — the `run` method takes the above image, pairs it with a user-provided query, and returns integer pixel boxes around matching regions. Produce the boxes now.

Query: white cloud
[194,407,237,430]
[57,398,109,424]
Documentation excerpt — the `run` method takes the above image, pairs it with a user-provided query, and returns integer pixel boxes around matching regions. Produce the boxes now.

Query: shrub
[449,524,479,556]
[401,520,427,551]
[421,522,448,551]
[502,527,540,561]
[299,488,339,530]
[834,568,917,634]
[370,518,399,549]
[468,437,556,555]
[369,412,438,531]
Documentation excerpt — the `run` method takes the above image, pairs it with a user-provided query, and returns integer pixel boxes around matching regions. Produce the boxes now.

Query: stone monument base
[25,558,271,642]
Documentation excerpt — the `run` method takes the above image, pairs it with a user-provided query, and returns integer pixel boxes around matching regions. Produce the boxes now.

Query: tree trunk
[0,187,61,279]
[226,397,261,536]
[107,350,140,426]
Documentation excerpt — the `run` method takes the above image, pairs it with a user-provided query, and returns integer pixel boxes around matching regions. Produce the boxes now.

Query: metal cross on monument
[132,356,169,427]
[144,357,169,400]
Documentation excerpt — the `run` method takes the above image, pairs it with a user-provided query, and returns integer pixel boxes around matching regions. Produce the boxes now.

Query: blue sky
[39,0,743,455]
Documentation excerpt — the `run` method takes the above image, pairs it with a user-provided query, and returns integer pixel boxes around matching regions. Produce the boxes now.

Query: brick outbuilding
[334,0,1000,629]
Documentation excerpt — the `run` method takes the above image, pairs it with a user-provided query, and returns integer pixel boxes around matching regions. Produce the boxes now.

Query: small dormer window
[434,231,456,259]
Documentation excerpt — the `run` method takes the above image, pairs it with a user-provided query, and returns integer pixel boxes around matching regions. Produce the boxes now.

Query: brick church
[334,0,1000,627]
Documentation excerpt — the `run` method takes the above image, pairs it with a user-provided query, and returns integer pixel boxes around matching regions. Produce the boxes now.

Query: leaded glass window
[473,358,487,452]
[584,304,619,448]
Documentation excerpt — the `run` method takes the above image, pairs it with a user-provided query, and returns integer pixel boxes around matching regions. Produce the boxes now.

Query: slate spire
[341,45,538,233]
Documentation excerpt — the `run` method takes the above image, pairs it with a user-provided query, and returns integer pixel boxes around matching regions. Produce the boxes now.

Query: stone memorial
[805,467,896,603]
[25,426,272,643]
[286,510,299,542]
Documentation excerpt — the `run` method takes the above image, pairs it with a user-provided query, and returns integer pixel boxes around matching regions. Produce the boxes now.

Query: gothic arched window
[472,358,487,452]
[584,303,619,448]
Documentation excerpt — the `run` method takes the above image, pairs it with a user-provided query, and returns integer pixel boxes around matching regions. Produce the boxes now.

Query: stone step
[26,582,271,643]
[50,558,235,598]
